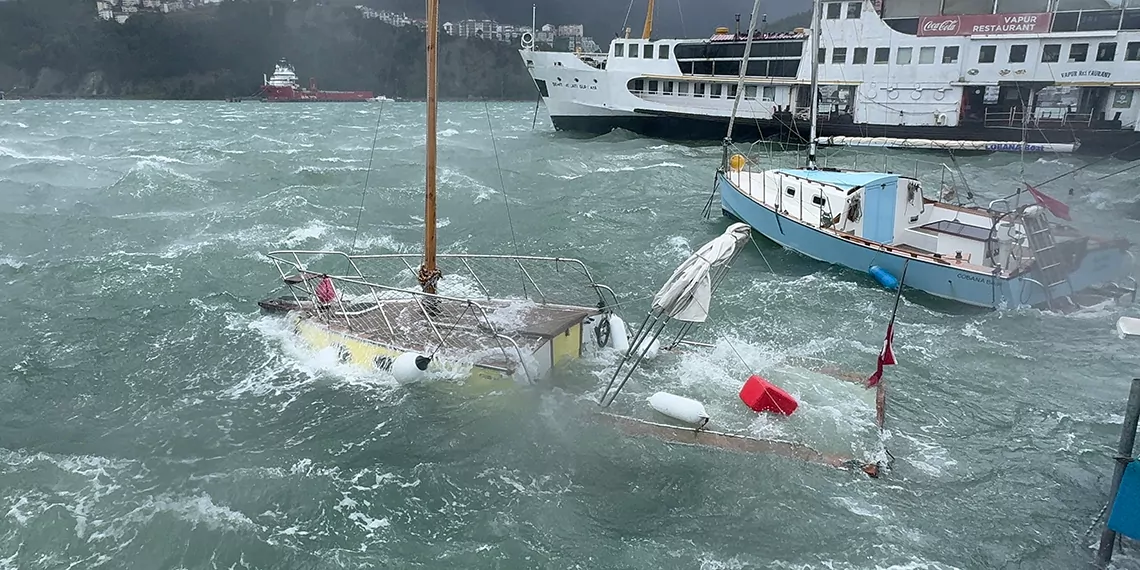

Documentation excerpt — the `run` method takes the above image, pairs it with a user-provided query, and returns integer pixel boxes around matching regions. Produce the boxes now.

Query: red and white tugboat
[260,59,373,102]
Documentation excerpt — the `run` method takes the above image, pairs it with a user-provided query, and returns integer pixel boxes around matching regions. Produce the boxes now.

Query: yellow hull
[290,311,587,390]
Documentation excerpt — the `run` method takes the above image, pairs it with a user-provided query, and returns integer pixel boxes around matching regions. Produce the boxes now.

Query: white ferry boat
[520,0,1140,157]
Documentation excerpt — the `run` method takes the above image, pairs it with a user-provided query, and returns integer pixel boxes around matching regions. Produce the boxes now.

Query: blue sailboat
[712,0,1134,310]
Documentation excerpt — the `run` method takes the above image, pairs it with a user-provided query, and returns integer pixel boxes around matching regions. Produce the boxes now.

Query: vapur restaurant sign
[918,12,1052,37]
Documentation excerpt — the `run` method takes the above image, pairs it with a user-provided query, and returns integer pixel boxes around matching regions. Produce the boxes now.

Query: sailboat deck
[311,298,597,372]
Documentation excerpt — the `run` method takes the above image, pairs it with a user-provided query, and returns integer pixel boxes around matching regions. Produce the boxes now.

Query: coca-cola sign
[917,12,1052,37]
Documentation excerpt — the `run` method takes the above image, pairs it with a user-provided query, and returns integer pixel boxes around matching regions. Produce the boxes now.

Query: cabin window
[1069,43,1089,62]
[762,86,775,100]
[664,81,674,94]
[648,80,659,93]
[1009,44,1027,63]
[853,47,868,64]
[896,47,913,65]
[1097,42,1117,62]
[632,79,645,92]
[643,44,653,59]
[942,46,959,64]
[728,84,738,99]
[745,85,758,99]
[712,84,724,98]
[1042,44,1061,63]
[819,48,827,63]
[1128,42,1140,61]
[630,44,639,58]
[694,83,705,97]
[919,46,935,64]
[846,1,861,18]
[614,43,625,57]
[978,45,996,63]
[678,82,690,95]
[874,47,890,64]
[826,2,842,19]
[786,187,796,196]
[658,44,669,59]
[832,47,847,64]
[811,195,827,207]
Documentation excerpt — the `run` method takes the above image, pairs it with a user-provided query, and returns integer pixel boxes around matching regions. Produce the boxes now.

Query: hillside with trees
[0,0,543,100]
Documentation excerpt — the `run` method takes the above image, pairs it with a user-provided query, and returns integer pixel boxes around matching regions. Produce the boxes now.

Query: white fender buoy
[648,391,710,426]
[392,352,431,383]
[607,314,630,353]
[1118,316,1140,339]
[637,338,661,360]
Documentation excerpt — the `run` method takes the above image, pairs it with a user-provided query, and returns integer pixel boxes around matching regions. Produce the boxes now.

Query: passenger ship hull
[547,108,1140,156]
[521,0,1140,159]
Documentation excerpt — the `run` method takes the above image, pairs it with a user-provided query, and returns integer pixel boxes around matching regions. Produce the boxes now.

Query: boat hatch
[915,220,991,242]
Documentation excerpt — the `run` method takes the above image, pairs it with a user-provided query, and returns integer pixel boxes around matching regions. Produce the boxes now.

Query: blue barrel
[869,265,899,290]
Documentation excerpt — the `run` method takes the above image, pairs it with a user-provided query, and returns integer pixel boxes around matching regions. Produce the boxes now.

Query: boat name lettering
[549,81,598,91]
[957,272,993,284]
[917,12,1052,37]
[985,142,1044,152]
[1059,70,1112,79]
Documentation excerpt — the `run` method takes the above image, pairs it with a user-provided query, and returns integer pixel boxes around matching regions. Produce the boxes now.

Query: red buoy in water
[739,375,798,416]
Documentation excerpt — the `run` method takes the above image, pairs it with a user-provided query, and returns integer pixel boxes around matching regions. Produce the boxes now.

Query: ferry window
[1069,43,1089,62]
[978,45,996,63]
[745,85,758,99]
[643,44,653,59]
[846,1,861,18]
[762,86,775,100]
[1097,42,1117,62]
[648,80,659,93]
[1042,44,1061,63]
[632,79,645,92]
[664,81,674,94]
[874,47,890,64]
[896,47,913,65]
[614,44,625,57]
[711,84,723,98]
[942,46,959,64]
[819,48,827,63]
[728,84,738,99]
[919,46,935,64]
[853,47,868,64]
[678,82,690,95]
[658,44,669,59]
[832,47,847,64]
[826,2,841,19]
[1127,42,1140,61]
[1009,45,1027,63]
[694,83,706,97]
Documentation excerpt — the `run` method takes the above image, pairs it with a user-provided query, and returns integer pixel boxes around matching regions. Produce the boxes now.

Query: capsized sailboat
[710,0,1135,311]
[257,0,631,384]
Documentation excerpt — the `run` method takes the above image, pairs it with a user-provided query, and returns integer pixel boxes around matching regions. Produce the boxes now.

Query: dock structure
[1096,377,1140,567]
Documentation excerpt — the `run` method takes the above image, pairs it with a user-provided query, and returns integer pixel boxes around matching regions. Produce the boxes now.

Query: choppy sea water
[2,100,1140,569]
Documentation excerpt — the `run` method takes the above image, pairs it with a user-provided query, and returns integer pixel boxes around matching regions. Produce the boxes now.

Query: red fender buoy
[739,375,798,416]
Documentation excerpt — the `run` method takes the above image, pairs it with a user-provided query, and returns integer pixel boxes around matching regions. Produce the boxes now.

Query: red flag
[866,322,896,388]
[1025,184,1071,221]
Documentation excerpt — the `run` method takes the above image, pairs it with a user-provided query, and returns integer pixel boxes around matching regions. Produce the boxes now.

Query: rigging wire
[351,100,386,253]
[483,101,521,258]
[675,0,686,36]
[620,0,636,36]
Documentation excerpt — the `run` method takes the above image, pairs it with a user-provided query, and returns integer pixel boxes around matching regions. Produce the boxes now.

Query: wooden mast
[419,0,440,295]
[642,0,655,39]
